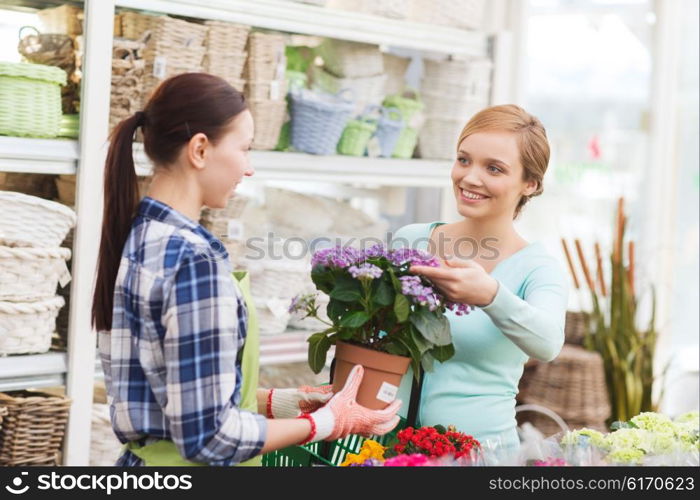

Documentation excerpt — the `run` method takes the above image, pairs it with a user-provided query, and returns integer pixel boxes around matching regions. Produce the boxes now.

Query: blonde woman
[393,104,568,452]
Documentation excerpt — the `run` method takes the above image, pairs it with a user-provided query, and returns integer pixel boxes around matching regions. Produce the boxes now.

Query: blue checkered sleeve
[160,242,267,465]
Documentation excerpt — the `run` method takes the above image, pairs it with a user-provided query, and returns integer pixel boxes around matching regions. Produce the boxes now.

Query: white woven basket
[90,404,122,466]
[0,295,64,355]
[383,53,411,96]
[408,0,485,29]
[246,259,310,301]
[422,91,487,120]
[255,297,292,336]
[417,117,464,160]
[316,39,384,78]
[0,244,71,302]
[0,191,76,248]
[311,65,386,114]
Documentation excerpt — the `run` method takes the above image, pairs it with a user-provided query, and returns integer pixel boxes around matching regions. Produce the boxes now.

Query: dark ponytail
[92,73,248,331]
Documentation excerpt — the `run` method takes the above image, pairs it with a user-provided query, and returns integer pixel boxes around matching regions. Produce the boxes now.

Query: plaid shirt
[98,197,267,466]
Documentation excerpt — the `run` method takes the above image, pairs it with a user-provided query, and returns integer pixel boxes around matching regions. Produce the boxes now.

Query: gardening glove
[307,365,402,442]
[267,385,334,419]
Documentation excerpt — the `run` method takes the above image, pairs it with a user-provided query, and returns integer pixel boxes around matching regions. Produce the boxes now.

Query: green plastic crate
[262,417,407,467]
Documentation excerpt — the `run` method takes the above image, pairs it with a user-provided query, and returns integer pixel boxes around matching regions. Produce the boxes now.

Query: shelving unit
[0,0,506,465]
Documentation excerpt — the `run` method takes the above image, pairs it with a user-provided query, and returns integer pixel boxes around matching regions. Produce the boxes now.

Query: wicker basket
[289,88,355,155]
[311,65,386,114]
[205,20,250,54]
[0,191,76,248]
[372,106,404,158]
[383,53,411,95]
[0,62,66,138]
[245,79,287,101]
[408,0,485,29]
[564,311,589,345]
[111,37,146,133]
[18,27,76,73]
[90,404,121,466]
[392,126,418,159]
[417,117,464,159]
[247,32,286,62]
[0,173,57,200]
[122,12,207,48]
[0,296,64,356]
[245,56,284,83]
[247,260,311,302]
[315,39,384,78]
[337,116,377,156]
[0,390,72,466]
[520,345,611,432]
[0,406,6,432]
[422,91,485,120]
[200,194,251,239]
[256,299,291,336]
[37,4,84,36]
[0,243,71,302]
[249,99,288,150]
[204,53,248,82]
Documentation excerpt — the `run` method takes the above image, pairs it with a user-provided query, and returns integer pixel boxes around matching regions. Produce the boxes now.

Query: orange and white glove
[303,365,402,443]
[266,385,334,419]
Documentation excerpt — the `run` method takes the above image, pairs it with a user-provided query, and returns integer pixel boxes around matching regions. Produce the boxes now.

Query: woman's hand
[410,258,499,307]
[263,385,334,419]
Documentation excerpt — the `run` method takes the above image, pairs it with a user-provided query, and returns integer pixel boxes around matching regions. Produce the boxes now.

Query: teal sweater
[392,222,568,450]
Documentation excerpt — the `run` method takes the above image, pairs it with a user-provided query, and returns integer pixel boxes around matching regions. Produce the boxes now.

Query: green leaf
[430,343,455,363]
[327,298,347,322]
[329,274,363,302]
[394,294,410,323]
[339,311,370,328]
[410,309,451,346]
[421,352,434,372]
[310,266,334,294]
[409,325,431,355]
[330,288,362,302]
[307,333,332,374]
[388,267,402,293]
[372,279,395,307]
[384,342,409,357]
[395,334,421,377]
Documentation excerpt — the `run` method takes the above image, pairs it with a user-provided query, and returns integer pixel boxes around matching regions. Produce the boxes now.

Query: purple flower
[311,246,361,269]
[399,275,441,311]
[349,458,383,467]
[348,263,383,280]
[446,301,471,316]
[361,244,388,260]
[389,248,441,268]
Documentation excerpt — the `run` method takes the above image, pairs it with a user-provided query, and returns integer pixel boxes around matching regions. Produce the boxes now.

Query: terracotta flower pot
[332,341,411,410]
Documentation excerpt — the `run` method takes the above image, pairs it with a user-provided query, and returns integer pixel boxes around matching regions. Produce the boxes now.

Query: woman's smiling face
[452,130,537,220]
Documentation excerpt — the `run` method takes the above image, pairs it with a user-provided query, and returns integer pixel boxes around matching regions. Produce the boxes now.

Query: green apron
[126,271,262,466]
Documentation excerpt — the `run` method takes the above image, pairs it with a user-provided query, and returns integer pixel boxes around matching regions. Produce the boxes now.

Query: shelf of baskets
[115,0,489,57]
[133,144,453,188]
[0,137,78,175]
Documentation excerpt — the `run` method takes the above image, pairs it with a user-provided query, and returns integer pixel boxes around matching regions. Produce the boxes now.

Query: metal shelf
[133,144,452,188]
[116,0,489,57]
[0,352,68,392]
[0,137,78,175]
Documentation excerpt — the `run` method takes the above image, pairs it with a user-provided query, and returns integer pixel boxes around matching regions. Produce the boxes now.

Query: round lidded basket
[0,62,66,138]
[0,243,71,302]
[0,191,76,248]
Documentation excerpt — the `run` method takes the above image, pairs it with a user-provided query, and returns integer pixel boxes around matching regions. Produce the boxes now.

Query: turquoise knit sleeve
[480,256,568,362]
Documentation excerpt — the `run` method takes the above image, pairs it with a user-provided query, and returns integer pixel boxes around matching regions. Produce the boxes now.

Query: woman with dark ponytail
[93,73,400,466]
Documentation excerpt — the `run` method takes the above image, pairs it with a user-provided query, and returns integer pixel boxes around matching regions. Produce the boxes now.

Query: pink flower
[383,454,431,467]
